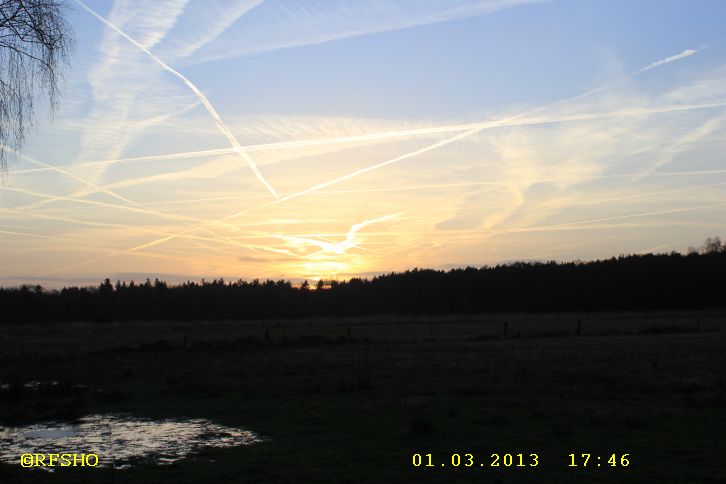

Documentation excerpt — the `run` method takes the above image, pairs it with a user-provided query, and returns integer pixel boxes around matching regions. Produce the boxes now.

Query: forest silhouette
[2,238,724,323]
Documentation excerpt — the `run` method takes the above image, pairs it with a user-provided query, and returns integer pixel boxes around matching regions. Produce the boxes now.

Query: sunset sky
[1,0,725,288]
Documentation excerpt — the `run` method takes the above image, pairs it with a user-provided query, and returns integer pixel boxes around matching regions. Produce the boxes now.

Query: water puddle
[0,380,89,392]
[0,414,265,469]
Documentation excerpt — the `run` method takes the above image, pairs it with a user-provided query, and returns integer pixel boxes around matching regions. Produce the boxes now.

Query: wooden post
[347,326,352,342]
[503,321,508,338]
[696,317,701,333]
[577,319,582,336]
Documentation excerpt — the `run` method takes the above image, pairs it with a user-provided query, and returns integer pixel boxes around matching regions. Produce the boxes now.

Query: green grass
[1,311,724,483]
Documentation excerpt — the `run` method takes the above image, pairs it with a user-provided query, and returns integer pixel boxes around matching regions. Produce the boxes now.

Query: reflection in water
[0,380,88,391]
[0,414,265,468]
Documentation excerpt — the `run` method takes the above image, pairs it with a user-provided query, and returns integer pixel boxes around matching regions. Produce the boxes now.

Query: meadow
[1,311,724,483]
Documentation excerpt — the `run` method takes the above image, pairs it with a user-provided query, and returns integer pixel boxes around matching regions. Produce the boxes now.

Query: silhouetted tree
[701,236,724,254]
[0,0,74,169]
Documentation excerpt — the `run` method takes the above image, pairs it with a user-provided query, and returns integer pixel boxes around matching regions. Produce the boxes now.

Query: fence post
[503,320,508,338]
[577,319,582,336]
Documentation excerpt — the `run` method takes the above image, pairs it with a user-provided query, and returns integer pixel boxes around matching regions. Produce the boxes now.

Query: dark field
[1,312,725,483]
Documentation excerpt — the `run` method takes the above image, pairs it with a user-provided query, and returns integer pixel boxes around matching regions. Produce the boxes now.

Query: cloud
[272,212,403,256]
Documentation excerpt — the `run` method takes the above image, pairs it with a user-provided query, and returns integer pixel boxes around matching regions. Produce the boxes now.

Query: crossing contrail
[1,201,298,257]
[3,139,250,241]
[13,100,724,181]
[75,0,280,199]
[48,41,704,194]
[50,44,723,272]
[51,99,726,273]
[16,155,239,231]
[8,122,477,175]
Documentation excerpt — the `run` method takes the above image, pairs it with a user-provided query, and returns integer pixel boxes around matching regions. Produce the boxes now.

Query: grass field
[1,311,724,483]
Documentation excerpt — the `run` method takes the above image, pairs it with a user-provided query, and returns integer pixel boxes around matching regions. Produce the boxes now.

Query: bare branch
[0,0,74,170]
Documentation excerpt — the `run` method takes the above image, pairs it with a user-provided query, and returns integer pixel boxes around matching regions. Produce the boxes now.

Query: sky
[1,0,725,288]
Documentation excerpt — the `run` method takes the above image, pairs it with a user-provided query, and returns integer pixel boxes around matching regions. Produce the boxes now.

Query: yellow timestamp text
[412,452,539,468]
[568,453,630,467]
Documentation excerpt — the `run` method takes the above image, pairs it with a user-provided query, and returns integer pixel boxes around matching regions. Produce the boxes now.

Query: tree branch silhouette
[0,0,73,170]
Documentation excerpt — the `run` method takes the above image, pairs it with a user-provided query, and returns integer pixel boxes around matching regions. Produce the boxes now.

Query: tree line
[1,238,725,323]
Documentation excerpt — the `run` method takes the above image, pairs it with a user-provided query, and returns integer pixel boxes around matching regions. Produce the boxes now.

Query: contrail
[4,175,296,272]
[435,201,726,243]
[112,169,726,207]
[14,99,725,189]
[8,122,478,175]
[3,147,170,218]
[0,188,294,254]
[3,202,301,257]
[9,148,235,175]
[138,182,503,205]
[191,0,544,64]
[241,100,726,207]
[75,0,280,199]
[499,202,726,234]
[636,46,704,74]
[52,46,723,272]
[492,181,726,225]
[3,146,254,241]
[1,206,140,230]
[570,181,726,207]
[14,99,726,228]
[14,154,239,231]
[53,100,726,273]
[0,229,70,241]
[27,43,708,182]
[0,185,239,236]
[13,99,725,211]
